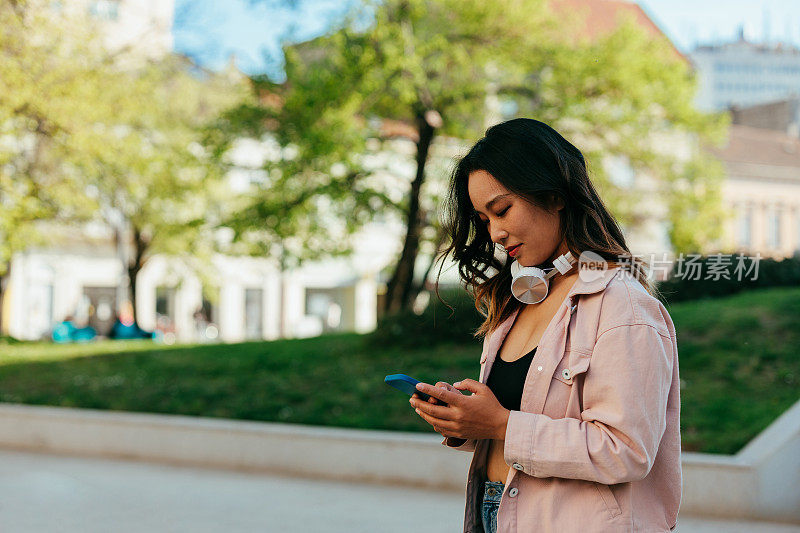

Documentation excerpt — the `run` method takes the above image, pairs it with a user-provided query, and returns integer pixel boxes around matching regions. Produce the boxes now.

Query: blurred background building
[689,30,800,259]
[691,27,800,112]
[716,110,800,257]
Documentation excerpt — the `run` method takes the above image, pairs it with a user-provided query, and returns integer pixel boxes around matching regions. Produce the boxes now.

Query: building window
[244,288,264,340]
[195,288,220,341]
[766,208,781,249]
[83,286,117,337]
[737,206,752,248]
[796,213,800,252]
[89,0,119,20]
[306,288,343,332]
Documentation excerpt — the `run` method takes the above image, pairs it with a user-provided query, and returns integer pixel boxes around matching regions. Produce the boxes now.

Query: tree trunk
[278,240,286,338]
[383,112,437,315]
[127,226,148,327]
[113,224,129,318]
[414,224,447,295]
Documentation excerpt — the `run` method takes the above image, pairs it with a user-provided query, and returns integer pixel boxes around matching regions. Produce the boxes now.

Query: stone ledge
[0,400,797,524]
[0,403,470,490]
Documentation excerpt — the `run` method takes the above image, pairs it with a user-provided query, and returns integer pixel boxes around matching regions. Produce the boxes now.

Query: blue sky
[173,0,800,77]
[172,0,355,78]
[638,0,800,50]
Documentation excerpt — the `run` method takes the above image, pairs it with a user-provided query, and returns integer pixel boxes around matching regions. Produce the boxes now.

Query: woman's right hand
[412,382,458,435]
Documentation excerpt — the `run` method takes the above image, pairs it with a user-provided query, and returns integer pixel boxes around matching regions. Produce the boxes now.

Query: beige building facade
[715,117,800,258]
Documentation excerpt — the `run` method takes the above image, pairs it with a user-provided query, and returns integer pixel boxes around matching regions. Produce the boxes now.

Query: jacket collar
[494,266,620,340]
[566,266,622,299]
[480,267,622,367]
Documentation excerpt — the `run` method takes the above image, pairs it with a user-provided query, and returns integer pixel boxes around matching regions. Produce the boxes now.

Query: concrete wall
[680,396,800,524]
[0,404,470,491]
[0,398,797,523]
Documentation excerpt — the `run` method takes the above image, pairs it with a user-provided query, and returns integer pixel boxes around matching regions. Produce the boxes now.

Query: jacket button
[537,366,543,372]
[508,488,519,497]
[512,462,523,471]
[562,368,571,380]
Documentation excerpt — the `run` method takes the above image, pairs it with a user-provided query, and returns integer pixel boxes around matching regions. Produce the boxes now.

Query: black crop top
[486,346,537,411]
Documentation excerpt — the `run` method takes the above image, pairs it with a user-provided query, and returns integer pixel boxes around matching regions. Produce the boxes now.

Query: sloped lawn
[1,287,798,455]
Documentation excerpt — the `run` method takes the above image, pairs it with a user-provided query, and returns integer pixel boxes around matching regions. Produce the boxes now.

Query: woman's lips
[507,244,521,257]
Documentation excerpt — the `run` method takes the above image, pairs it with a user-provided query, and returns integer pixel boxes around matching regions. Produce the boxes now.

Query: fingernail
[415,383,423,390]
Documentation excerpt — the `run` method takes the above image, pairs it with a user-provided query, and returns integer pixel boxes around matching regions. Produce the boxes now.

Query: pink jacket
[443,267,681,532]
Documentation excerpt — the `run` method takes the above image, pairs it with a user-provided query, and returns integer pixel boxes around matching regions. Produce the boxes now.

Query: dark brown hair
[435,118,652,338]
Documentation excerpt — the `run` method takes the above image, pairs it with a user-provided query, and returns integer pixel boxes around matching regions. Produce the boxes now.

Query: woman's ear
[549,194,565,211]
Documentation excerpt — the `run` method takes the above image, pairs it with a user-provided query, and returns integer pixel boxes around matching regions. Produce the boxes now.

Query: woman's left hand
[410,379,510,440]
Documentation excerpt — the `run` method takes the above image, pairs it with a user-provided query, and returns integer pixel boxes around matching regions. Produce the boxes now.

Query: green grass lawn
[1,287,798,455]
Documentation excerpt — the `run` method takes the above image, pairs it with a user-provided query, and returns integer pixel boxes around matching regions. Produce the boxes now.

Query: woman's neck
[548,269,580,294]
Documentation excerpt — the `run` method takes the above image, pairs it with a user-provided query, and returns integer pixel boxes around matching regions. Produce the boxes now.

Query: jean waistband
[483,480,505,504]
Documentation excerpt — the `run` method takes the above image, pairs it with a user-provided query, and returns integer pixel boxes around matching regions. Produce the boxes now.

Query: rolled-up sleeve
[503,323,674,485]
[441,436,477,452]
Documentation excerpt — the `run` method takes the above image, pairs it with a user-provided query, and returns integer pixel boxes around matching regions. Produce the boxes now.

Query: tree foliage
[520,13,729,252]
[73,57,248,320]
[0,0,105,276]
[0,0,248,325]
[214,0,728,314]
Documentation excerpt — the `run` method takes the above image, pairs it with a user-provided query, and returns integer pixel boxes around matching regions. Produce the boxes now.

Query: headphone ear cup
[509,252,574,304]
[511,265,549,304]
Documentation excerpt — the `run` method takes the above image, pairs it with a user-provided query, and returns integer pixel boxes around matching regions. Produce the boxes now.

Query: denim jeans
[481,480,505,533]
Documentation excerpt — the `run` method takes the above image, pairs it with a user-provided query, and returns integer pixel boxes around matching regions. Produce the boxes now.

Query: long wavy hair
[435,118,653,338]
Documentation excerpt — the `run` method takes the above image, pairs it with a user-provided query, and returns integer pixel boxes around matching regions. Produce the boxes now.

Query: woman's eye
[478,207,508,226]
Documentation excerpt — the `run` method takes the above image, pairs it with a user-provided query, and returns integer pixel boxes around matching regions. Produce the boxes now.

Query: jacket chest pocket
[542,350,591,419]
[552,350,591,385]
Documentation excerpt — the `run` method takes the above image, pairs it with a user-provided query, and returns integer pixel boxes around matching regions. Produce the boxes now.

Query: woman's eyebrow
[485,194,512,210]
[475,192,511,213]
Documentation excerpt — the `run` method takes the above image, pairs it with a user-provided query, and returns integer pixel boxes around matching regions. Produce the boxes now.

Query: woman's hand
[411,381,456,436]
[410,379,510,440]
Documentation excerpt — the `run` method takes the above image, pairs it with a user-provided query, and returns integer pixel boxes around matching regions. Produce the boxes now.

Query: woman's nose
[490,226,508,244]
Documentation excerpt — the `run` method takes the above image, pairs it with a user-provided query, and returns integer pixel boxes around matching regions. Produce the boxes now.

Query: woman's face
[467,169,564,267]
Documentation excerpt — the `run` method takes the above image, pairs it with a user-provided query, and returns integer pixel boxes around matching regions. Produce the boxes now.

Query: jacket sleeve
[503,323,674,484]
[441,435,477,452]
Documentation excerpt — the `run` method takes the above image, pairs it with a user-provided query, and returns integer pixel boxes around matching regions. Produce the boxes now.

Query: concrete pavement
[1,449,798,533]
[0,449,461,533]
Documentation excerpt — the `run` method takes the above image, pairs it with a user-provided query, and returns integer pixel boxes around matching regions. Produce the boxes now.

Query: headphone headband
[543,251,575,280]
[510,251,576,304]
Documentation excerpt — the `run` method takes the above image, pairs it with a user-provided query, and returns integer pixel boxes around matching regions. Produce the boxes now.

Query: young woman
[409,118,681,532]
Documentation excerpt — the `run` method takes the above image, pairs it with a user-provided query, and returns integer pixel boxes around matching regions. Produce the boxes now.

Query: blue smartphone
[384,374,447,405]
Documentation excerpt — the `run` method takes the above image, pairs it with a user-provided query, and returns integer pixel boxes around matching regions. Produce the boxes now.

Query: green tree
[212,0,558,314]
[519,14,729,253]
[72,59,248,325]
[0,0,110,330]
[0,0,247,330]
[216,0,727,315]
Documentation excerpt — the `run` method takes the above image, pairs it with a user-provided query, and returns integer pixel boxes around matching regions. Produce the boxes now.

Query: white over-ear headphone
[510,251,576,304]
